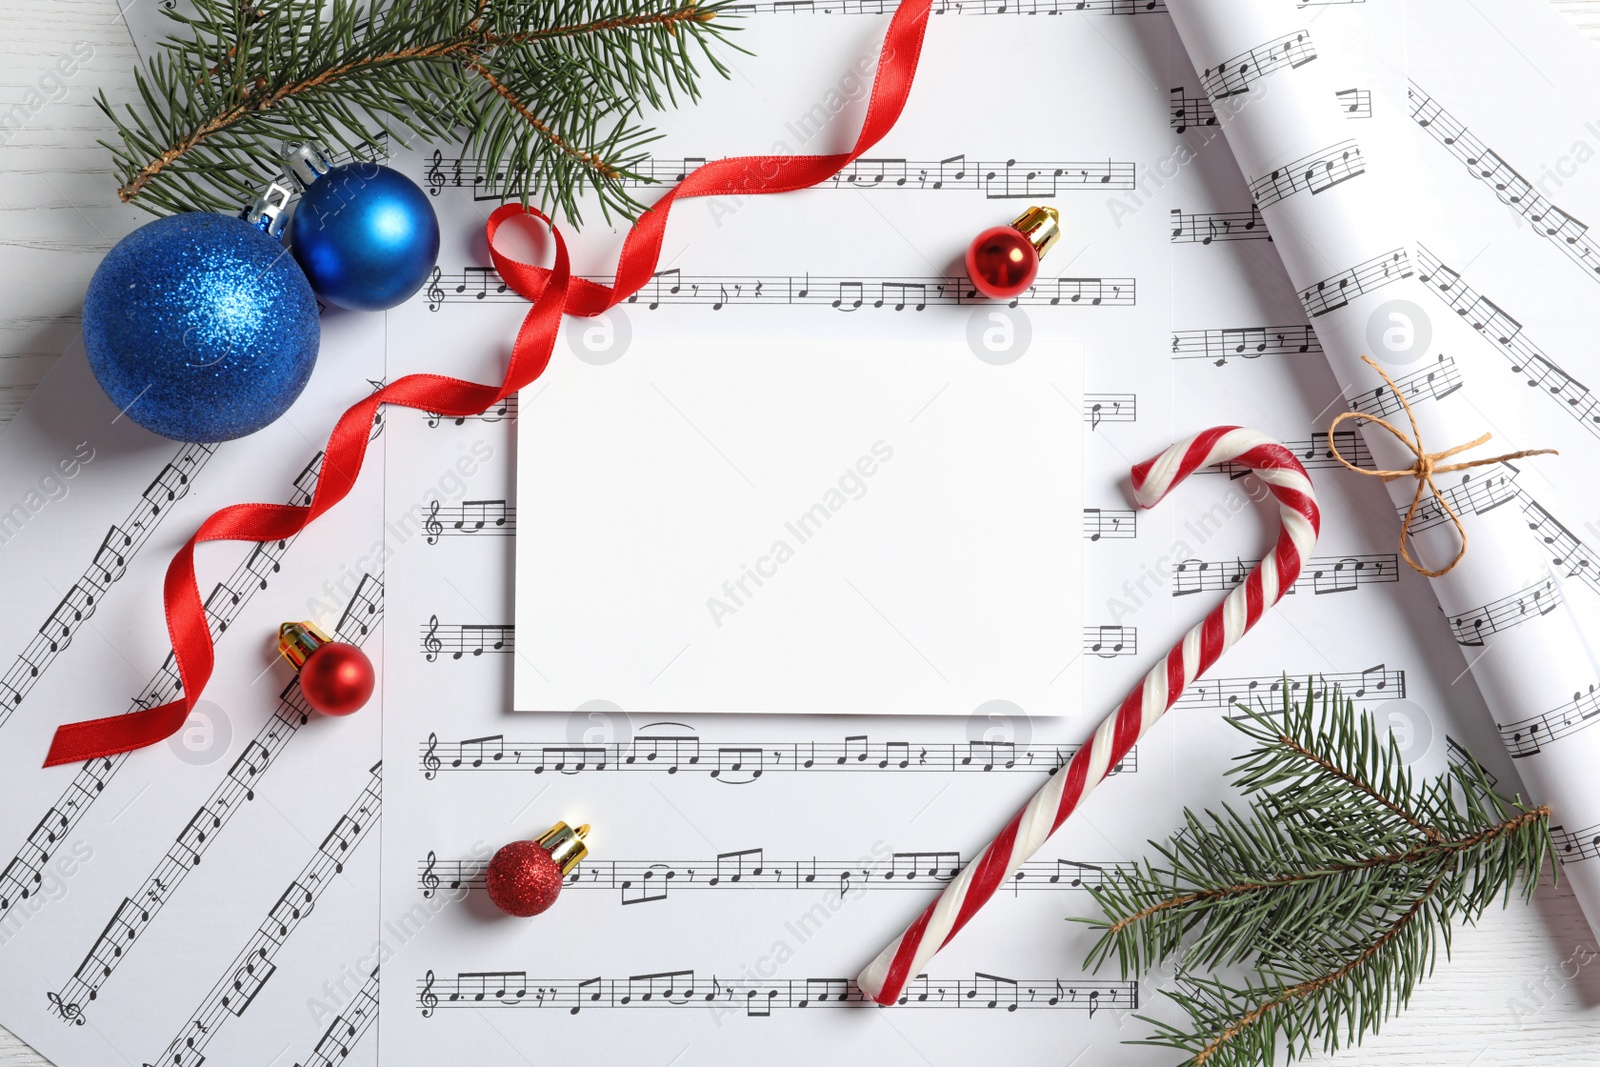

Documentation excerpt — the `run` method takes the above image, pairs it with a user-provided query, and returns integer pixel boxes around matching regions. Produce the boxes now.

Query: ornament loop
[282,140,335,188]
[242,176,296,236]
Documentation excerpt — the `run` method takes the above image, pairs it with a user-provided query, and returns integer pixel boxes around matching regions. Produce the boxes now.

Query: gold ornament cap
[1011,205,1061,260]
[277,620,332,670]
[537,821,590,875]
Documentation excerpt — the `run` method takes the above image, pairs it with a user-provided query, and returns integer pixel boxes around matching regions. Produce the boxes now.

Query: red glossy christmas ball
[486,840,564,916]
[966,225,1039,300]
[298,641,375,716]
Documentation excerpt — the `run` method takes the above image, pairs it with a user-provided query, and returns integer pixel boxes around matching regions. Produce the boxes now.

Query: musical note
[1086,625,1136,658]
[1199,30,1317,101]
[422,499,514,543]
[1171,324,1319,366]
[424,151,1135,206]
[1416,244,1600,439]
[1299,248,1414,319]
[1310,556,1376,595]
[1412,83,1600,283]
[1247,139,1366,209]
[1169,204,1274,246]
[710,746,765,782]
[430,267,1136,311]
[425,394,515,427]
[1174,552,1397,597]
[0,444,216,732]
[1082,508,1136,541]
[296,965,379,1067]
[0,458,349,929]
[1176,668,1405,717]
[415,970,1138,1013]
[141,766,382,1057]
[1448,578,1561,647]
[1550,821,1600,864]
[49,588,384,1017]
[456,264,506,300]
[451,735,505,770]
[1084,393,1136,429]
[1334,86,1373,118]
[420,725,1139,780]
[1342,355,1464,420]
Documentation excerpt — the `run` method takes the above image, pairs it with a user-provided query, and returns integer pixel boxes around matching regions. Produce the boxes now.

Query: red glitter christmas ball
[486,840,564,917]
[298,641,375,716]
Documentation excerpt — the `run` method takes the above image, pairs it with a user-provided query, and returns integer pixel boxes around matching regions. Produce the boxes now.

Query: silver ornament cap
[242,176,295,237]
[282,140,335,189]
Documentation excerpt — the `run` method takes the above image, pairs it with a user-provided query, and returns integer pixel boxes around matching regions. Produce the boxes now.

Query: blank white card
[514,336,1083,716]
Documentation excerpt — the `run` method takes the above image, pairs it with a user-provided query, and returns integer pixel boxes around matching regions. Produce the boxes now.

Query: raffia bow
[1327,356,1556,578]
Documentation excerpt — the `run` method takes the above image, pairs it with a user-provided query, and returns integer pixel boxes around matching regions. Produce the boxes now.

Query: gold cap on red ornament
[277,620,332,669]
[1010,205,1062,260]
[538,821,591,874]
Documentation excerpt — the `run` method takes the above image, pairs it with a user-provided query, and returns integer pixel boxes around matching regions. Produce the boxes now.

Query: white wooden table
[3,1,1600,1063]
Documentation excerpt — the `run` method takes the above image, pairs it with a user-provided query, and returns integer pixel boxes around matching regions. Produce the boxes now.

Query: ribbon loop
[1328,355,1556,579]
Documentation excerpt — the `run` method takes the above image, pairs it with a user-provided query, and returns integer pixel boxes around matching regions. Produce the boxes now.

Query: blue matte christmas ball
[287,163,440,311]
[83,212,320,443]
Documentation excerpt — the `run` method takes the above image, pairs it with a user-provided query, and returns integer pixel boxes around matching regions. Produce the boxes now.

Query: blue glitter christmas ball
[83,212,320,443]
[287,163,440,311]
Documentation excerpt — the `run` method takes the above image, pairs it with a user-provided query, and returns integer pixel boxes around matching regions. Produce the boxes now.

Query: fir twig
[1077,681,1553,1067]
[100,0,740,223]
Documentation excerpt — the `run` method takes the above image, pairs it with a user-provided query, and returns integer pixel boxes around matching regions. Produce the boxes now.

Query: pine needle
[1076,681,1553,1067]
[100,0,741,224]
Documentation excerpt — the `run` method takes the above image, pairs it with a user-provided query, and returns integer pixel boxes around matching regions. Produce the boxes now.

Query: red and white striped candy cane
[856,426,1320,1005]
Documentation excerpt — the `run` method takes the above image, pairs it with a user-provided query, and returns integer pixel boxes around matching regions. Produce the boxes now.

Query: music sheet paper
[0,312,388,1067]
[380,8,1435,1066]
[1167,0,1600,943]
[0,2,1595,1066]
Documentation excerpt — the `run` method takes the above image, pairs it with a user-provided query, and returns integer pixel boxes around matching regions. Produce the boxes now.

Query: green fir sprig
[1078,684,1553,1067]
[100,0,739,222]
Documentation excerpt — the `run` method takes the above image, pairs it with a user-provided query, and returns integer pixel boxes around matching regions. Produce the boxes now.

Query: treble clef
[46,991,84,1025]
[424,500,444,545]
[423,733,441,780]
[420,970,439,1017]
[422,850,440,898]
[423,615,443,662]
[425,149,445,196]
[425,265,444,312]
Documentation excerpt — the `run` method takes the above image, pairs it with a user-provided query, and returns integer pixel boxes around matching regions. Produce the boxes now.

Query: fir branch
[100,0,740,223]
[1077,681,1553,1067]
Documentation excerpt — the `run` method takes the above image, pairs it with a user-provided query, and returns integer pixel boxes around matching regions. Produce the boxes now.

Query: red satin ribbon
[44,0,934,767]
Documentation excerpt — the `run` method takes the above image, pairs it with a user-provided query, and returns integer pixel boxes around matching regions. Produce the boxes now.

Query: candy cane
[856,426,1320,1005]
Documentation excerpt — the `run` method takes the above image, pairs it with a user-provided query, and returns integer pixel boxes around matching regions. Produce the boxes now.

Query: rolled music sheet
[1166,2,1600,933]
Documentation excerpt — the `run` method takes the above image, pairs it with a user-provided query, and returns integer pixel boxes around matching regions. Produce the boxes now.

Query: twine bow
[1327,356,1556,578]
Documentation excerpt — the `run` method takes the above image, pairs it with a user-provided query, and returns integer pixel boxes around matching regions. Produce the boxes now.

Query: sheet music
[378,11,1187,1065]
[1166,0,1600,947]
[0,309,388,1067]
[374,6,1465,1065]
[6,1,1600,1065]
[1401,0,1600,907]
